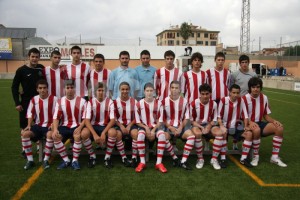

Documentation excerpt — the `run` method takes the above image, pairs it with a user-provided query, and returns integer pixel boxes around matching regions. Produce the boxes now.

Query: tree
[283,45,300,56]
[180,22,192,45]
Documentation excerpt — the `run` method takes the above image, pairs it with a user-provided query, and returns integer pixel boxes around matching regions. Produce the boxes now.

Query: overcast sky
[1,0,299,50]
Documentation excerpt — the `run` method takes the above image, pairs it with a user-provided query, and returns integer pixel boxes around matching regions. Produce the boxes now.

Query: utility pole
[240,0,250,54]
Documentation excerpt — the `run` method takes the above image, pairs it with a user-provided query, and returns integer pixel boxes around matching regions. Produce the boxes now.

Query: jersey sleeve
[26,98,35,119]
[135,102,141,124]
[85,101,92,119]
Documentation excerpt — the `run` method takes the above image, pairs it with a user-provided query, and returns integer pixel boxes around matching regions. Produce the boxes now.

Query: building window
[197,33,201,37]
[204,33,208,38]
[176,40,180,45]
[191,33,194,37]
[205,41,208,46]
[197,41,203,45]
[168,40,174,45]
[177,33,180,37]
[210,33,218,40]
[182,40,186,45]
[210,41,217,46]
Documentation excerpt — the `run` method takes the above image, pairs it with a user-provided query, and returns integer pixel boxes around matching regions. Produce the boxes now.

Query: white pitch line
[264,90,300,97]
[269,98,300,106]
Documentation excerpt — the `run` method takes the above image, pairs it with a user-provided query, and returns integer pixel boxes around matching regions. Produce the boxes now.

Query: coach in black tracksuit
[11,48,45,129]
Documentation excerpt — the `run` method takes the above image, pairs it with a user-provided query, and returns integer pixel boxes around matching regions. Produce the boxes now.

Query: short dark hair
[95,82,107,94]
[214,52,225,61]
[36,79,48,88]
[93,54,105,63]
[71,45,82,54]
[199,83,212,93]
[248,77,263,93]
[144,82,154,90]
[170,80,180,88]
[164,50,175,59]
[50,50,61,57]
[239,54,250,63]
[28,48,40,57]
[140,50,150,57]
[191,52,203,63]
[119,51,130,58]
[119,81,130,89]
[229,84,241,92]
[65,79,75,87]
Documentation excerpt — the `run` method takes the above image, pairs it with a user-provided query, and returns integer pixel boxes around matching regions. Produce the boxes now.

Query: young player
[22,79,57,170]
[135,83,167,173]
[51,80,88,170]
[230,54,257,96]
[181,52,207,103]
[159,81,194,170]
[242,77,287,167]
[89,54,111,98]
[43,50,67,98]
[114,82,138,167]
[84,82,121,168]
[154,50,182,101]
[65,46,91,100]
[206,52,230,104]
[190,84,224,170]
[217,84,253,168]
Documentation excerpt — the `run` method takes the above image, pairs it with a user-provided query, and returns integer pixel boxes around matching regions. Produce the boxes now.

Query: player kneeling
[242,77,287,167]
[22,79,57,170]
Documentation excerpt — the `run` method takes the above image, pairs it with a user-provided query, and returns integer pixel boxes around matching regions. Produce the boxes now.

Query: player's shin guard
[22,137,33,161]
[72,141,82,162]
[195,138,203,159]
[220,139,227,160]
[137,130,146,164]
[105,136,116,160]
[44,139,54,161]
[241,140,252,160]
[165,140,177,159]
[252,139,261,156]
[156,131,166,164]
[54,141,69,162]
[181,135,195,163]
[271,136,283,159]
[116,140,126,160]
[212,136,223,160]
[132,139,138,159]
[83,138,96,159]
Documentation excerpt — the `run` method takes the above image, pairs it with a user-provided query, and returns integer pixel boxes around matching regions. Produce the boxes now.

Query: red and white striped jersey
[135,99,161,128]
[114,97,137,126]
[26,95,58,127]
[181,70,207,103]
[218,96,248,129]
[190,99,217,124]
[53,96,86,128]
[43,66,68,98]
[159,96,189,127]
[154,67,182,101]
[242,93,271,122]
[89,68,111,97]
[85,97,114,126]
[206,68,230,101]
[66,62,90,97]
